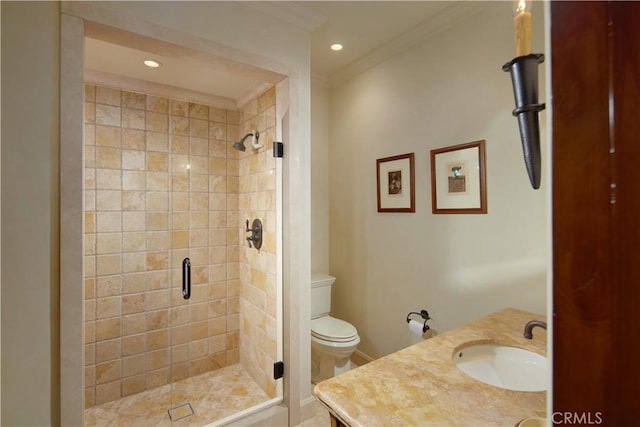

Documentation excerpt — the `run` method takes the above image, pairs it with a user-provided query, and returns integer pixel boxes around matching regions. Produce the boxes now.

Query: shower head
[233,131,261,152]
[233,140,247,152]
[233,133,252,152]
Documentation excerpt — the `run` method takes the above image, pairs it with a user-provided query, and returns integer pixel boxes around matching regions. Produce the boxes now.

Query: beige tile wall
[84,84,243,407]
[238,87,278,398]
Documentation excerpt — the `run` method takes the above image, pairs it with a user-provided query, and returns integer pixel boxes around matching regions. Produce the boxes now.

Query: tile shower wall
[238,87,278,398]
[83,84,242,407]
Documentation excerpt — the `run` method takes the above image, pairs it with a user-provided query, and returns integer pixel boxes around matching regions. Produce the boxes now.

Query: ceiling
[84,1,480,107]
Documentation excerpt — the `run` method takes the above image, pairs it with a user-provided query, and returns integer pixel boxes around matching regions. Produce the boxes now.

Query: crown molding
[235,81,275,109]
[329,2,492,87]
[242,1,327,32]
[85,69,238,110]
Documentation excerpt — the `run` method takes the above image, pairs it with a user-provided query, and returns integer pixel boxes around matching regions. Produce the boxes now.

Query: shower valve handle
[244,218,263,250]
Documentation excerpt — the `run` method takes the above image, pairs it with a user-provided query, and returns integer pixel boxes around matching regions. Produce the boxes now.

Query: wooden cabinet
[552,2,640,422]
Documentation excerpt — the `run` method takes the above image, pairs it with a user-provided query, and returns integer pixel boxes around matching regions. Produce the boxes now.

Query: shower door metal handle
[182,257,191,300]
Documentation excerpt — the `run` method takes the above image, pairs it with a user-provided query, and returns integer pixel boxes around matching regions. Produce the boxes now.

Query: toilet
[311,273,360,384]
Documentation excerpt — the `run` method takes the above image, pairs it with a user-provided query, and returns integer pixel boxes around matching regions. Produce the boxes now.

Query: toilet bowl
[311,316,360,383]
[310,274,360,383]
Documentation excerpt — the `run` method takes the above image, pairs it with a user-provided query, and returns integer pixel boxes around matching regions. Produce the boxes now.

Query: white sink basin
[453,344,547,392]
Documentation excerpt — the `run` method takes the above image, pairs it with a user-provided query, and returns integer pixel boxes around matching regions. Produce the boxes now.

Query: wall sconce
[503,0,545,190]
[503,54,545,189]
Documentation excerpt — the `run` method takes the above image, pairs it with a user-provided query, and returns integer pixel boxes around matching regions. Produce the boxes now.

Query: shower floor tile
[85,364,269,427]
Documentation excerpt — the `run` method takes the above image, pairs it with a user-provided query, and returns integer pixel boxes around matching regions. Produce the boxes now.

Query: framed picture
[430,140,487,214]
[376,153,415,213]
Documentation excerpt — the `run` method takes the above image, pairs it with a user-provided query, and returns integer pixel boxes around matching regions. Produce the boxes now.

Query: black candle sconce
[503,53,545,189]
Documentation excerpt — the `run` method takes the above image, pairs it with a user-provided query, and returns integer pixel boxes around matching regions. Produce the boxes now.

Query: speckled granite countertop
[313,308,547,427]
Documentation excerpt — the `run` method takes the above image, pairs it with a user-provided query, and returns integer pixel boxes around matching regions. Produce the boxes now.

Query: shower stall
[56,2,313,424]
[81,46,284,425]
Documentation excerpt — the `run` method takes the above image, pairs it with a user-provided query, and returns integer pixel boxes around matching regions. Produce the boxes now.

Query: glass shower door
[166,143,192,423]
[165,91,284,425]
[166,102,207,423]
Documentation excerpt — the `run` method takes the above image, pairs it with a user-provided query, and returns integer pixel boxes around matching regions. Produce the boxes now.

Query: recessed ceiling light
[143,59,161,68]
[330,43,343,51]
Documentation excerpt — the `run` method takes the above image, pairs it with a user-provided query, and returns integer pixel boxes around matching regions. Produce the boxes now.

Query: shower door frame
[60,5,310,426]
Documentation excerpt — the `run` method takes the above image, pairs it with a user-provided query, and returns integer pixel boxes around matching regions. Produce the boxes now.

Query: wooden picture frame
[430,140,487,214]
[376,153,415,213]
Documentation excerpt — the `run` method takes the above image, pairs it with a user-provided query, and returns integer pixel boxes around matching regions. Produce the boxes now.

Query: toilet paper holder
[406,309,431,333]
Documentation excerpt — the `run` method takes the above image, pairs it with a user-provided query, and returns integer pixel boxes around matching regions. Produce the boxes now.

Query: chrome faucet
[523,320,547,339]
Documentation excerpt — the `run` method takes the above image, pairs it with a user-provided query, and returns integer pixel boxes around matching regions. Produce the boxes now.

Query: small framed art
[376,153,415,213]
[430,140,487,214]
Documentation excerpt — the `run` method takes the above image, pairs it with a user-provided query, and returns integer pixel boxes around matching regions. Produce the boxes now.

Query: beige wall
[311,78,330,274]
[238,87,279,398]
[1,2,61,424]
[329,2,548,358]
[83,84,243,406]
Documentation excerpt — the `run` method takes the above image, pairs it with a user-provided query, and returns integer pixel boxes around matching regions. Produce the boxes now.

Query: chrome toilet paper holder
[406,309,431,333]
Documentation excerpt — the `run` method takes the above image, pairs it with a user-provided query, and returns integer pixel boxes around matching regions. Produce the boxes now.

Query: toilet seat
[311,316,358,343]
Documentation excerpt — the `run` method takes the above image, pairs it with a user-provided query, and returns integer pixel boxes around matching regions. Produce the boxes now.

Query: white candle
[514,0,532,57]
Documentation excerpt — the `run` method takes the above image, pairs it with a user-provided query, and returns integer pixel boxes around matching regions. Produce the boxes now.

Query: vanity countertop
[313,308,547,427]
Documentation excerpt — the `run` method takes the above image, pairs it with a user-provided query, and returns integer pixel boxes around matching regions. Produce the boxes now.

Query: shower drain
[168,402,194,421]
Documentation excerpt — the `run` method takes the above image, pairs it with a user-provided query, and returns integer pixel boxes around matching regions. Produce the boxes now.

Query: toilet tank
[311,273,336,319]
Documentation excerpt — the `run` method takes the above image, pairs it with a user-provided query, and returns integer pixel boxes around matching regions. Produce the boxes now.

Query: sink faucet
[523,320,547,339]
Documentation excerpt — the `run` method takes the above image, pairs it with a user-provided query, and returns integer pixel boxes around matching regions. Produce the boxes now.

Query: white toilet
[311,273,360,384]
